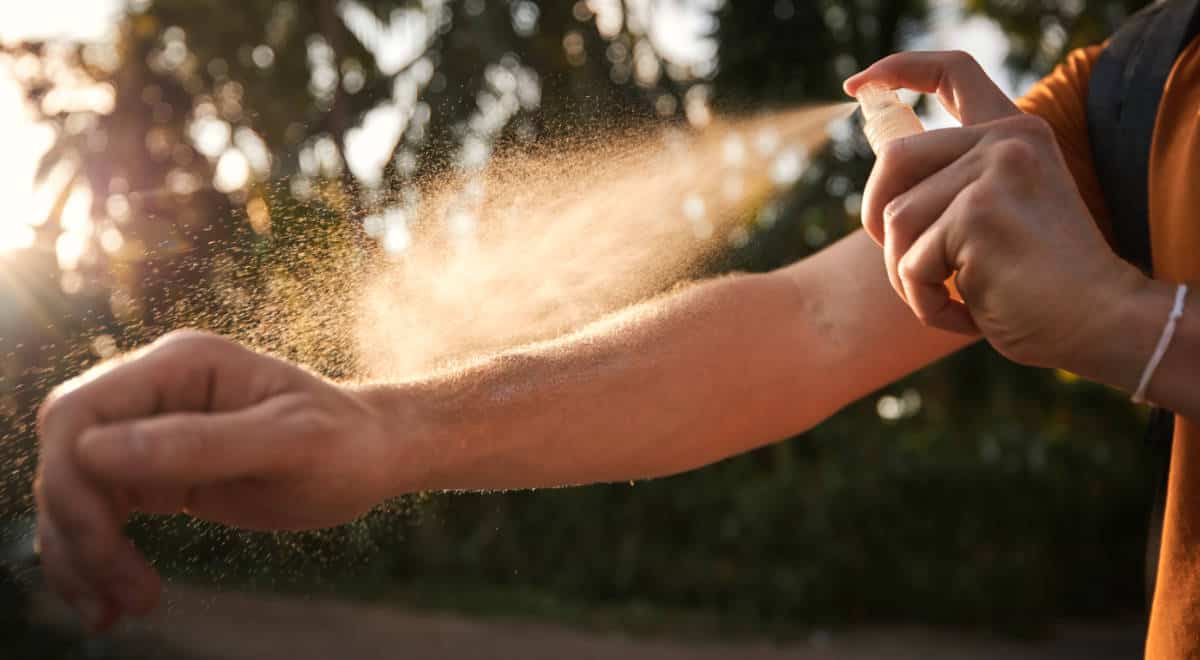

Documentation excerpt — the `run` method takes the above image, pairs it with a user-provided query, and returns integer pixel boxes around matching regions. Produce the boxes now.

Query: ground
[28,584,1145,660]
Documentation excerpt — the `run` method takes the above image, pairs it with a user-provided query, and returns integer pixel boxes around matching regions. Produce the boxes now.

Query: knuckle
[882,197,909,233]
[948,50,981,73]
[155,328,226,361]
[876,138,908,170]
[1009,113,1053,141]
[139,424,183,472]
[290,405,338,440]
[158,328,217,345]
[989,138,1038,175]
[897,256,922,284]
[962,182,998,215]
[36,388,74,434]
[36,396,55,432]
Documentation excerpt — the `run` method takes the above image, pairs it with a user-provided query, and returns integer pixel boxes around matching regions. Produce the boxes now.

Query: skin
[843,51,1199,411]
[34,50,1199,632]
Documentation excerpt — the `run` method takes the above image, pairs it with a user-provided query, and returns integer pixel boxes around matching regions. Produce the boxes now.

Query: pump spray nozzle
[856,83,925,154]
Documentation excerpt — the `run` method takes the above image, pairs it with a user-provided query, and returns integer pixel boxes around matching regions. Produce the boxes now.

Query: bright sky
[0,0,123,44]
[0,0,1019,254]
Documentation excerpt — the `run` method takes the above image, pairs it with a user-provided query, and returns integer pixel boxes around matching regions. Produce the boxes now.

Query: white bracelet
[1132,283,1189,404]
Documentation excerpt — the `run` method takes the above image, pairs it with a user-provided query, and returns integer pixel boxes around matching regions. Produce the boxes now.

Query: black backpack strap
[1087,0,1200,273]
[1084,0,1200,614]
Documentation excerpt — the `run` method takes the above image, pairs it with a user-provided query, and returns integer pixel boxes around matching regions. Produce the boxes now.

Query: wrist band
[1132,283,1189,404]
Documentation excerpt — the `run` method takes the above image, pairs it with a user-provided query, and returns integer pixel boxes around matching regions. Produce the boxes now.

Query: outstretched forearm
[363,231,974,494]
[31,231,970,629]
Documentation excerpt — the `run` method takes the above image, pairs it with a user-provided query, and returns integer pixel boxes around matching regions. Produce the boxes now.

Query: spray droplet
[769,146,807,187]
[755,128,779,156]
[682,194,706,221]
[382,211,411,255]
[722,133,745,167]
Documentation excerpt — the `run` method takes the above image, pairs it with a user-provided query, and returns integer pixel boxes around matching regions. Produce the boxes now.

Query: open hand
[34,330,394,631]
[845,51,1144,369]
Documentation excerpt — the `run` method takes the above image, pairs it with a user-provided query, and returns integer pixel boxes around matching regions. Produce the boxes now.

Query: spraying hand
[844,51,1146,374]
[33,330,395,632]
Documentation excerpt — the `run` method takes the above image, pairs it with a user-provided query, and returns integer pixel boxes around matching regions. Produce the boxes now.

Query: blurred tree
[966,0,1148,75]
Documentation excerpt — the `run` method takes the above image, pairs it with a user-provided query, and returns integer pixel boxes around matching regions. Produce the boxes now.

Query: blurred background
[0,1,1159,658]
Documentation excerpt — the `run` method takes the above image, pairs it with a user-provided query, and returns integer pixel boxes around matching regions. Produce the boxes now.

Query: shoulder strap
[1087,0,1200,273]
[1085,0,1200,615]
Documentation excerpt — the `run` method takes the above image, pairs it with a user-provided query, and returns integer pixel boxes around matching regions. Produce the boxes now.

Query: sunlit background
[0,0,1021,260]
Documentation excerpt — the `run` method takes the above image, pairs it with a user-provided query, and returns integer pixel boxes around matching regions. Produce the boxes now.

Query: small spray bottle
[856,83,965,301]
[856,83,924,153]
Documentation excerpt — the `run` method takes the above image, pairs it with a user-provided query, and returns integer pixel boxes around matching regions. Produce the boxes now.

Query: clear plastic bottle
[856,82,925,154]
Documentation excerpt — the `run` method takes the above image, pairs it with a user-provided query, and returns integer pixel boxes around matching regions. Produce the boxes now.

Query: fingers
[844,50,1018,125]
[34,456,146,631]
[36,515,92,617]
[861,125,986,245]
[895,201,979,336]
[41,330,253,429]
[32,331,291,632]
[76,397,297,488]
[882,150,982,300]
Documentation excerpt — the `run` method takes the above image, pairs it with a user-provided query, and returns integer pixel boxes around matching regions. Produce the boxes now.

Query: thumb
[844,50,1017,125]
[76,397,295,487]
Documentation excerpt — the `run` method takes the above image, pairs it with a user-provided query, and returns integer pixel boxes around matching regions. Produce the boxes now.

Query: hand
[34,330,393,631]
[844,51,1145,369]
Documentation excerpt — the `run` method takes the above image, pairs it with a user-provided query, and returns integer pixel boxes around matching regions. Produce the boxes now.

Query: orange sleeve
[1015,45,1113,241]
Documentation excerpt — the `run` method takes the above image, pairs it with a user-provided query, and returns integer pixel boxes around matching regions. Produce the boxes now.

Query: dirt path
[33,586,1144,660]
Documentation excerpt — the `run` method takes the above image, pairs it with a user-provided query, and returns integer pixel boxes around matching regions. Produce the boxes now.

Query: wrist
[1063,264,1176,393]
[350,380,456,497]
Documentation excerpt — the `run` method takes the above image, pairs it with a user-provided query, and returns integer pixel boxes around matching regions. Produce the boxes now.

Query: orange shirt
[1017,38,1200,658]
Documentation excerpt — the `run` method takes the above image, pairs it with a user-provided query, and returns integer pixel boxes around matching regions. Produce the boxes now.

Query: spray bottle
[856,83,924,153]
[854,82,968,301]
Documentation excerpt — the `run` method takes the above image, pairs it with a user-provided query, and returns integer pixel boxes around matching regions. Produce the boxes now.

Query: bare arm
[368,230,975,493]
[36,229,972,629]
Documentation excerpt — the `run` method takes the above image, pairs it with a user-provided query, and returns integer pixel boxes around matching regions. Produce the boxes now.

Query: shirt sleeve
[1015,45,1113,241]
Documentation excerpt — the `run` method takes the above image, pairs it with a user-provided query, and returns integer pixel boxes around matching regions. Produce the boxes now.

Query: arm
[36,230,971,630]
[368,230,975,493]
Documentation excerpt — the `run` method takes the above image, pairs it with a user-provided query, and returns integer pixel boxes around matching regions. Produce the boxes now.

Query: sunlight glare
[0,66,55,254]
